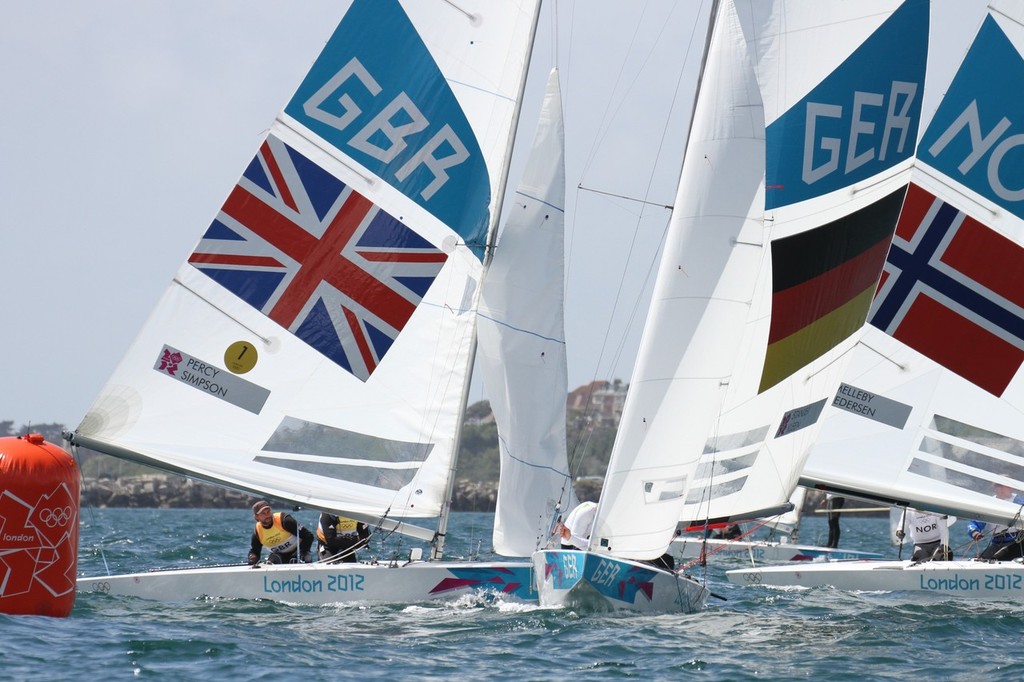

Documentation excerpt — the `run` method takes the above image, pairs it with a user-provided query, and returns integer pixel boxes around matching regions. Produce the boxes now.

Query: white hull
[531,549,708,614]
[727,559,1024,598]
[671,537,882,564]
[78,560,536,606]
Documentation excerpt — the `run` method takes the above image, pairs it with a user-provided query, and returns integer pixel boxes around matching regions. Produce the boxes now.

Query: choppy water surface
[23,509,1023,680]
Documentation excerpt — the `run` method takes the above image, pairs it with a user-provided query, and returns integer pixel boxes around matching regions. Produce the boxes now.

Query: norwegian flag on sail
[189,134,447,381]
[869,183,1024,396]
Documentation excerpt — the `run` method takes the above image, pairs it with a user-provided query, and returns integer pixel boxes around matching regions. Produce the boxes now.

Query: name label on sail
[153,345,270,415]
[774,399,826,438]
[831,383,910,429]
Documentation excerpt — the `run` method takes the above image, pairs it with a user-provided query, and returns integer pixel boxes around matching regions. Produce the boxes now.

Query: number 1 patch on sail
[154,345,270,414]
[188,135,447,382]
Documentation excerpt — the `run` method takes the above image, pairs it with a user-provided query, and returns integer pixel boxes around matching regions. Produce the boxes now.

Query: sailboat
[729,0,1024,597]
[670,487,883,564]
[532,0,925,613]
[73,0,572,606]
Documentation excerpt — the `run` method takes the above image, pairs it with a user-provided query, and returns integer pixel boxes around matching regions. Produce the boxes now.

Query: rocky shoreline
[80,474,604,512]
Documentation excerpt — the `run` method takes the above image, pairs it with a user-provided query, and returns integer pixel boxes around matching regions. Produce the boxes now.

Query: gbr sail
[72,0,542,532]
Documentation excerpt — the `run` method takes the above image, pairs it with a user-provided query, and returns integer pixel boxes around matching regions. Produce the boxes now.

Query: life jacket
[255,512,298,554]
[317,516,362,543]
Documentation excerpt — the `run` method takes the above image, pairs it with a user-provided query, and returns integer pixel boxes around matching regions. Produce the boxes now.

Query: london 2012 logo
[0,484,78,599]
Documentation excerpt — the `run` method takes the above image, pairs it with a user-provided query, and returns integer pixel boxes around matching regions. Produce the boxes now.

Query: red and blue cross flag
[870,183,1024,396]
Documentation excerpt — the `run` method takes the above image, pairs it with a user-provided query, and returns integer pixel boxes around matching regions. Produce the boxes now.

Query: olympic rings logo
[741,571,763,585]
[89,582,111,594]
[38,506,73,527]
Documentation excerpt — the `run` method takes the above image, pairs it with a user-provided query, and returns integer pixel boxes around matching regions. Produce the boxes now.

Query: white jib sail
[74,0,541,531]
[478,69,575,557]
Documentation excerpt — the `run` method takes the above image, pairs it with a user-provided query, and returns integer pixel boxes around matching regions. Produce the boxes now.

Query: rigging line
[173,276,272,345]
[575,0,658,175]
[69,440,113,577]
[574,169,671,421]
[577,183,672,209]
[548,0,560,77]
[578,0,708,394]
[801,334,874,383]
[990,5,1024,34]
[854,337,909,371]
[565,394,598,480]
[914,164,1000,218]
[439,0,477,24]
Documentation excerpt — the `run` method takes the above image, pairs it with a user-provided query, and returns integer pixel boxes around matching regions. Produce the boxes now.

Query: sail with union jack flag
[74,0,545,543]
[188,134,447,382]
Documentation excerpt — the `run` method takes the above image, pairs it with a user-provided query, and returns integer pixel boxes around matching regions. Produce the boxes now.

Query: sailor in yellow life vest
[247,500,314,565]
[317,512,371,562]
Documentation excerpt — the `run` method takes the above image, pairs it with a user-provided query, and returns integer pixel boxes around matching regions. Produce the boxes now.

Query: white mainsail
[589,0,926,561]
[478,69,575,557]
[801,0,1024,529]
[72,0,542,545]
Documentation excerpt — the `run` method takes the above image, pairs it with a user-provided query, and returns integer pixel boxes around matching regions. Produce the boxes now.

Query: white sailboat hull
[727,559,1024,598]
[78,560,536,605]
[671,537,882,564]
[531,549,708,614]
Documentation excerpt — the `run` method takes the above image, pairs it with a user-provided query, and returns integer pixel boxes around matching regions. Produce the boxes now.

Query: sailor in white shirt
[897,508,951,562]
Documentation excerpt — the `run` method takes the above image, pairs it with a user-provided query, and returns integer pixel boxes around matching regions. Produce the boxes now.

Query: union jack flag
[189,134,447,381]
[870,183,1024,396]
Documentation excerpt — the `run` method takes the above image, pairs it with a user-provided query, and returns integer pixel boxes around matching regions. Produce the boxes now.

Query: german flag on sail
[759,188,906,393]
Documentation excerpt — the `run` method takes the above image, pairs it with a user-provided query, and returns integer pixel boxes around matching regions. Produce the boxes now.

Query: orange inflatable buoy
[0,434,80,617]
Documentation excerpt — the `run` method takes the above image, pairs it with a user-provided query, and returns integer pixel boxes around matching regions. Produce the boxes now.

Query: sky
[0,1,987,429]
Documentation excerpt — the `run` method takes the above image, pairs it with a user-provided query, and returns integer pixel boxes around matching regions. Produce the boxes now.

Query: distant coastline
[78,474,881,517]
[79,474,605,512]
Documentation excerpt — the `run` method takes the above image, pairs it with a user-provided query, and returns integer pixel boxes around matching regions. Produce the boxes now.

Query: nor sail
[728,0,1024,597]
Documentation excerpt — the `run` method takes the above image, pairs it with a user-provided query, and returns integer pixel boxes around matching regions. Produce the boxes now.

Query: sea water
[19,509,1023,680]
